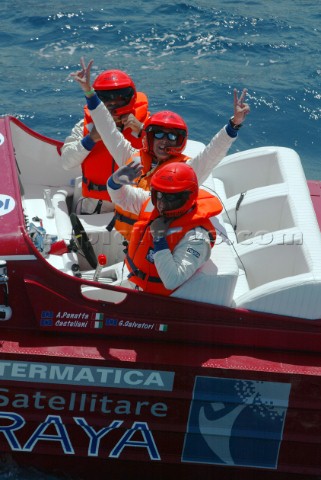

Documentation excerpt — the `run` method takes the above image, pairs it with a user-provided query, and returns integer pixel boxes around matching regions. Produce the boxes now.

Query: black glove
[150,216,172,241]
[112,161,143,186]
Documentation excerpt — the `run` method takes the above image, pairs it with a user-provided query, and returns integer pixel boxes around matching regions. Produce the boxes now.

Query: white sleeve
[153,227,211,290]
[187,126,236,186]
[60,119,89,170]
[107,184,150,215]
[90,102,137,167]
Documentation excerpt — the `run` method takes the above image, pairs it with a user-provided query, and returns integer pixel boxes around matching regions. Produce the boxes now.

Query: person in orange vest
[61,66,149,214]
[107,161,223,295]
[107,110,190,240]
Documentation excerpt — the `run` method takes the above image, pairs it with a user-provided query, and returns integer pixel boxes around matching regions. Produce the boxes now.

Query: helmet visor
[96,87,135,107]
[154,190,190,215]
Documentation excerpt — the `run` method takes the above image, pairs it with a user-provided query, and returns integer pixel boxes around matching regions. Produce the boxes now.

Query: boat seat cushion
[217,146,321,319]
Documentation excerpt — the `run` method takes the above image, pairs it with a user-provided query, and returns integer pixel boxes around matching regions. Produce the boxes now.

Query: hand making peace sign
[232,88,250,126]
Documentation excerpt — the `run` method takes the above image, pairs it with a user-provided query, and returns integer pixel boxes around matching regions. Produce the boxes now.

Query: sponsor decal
[39,311,168,333]
[55,320,88,328]
[0,413,161,460]
[0,387,168,417]
[0,378,170,460]
[118,320,154,330]
[186,247,200,258]
[39,311,94,329]
[0,195,15,217]
[0,384,169,459]
[146,247,155,263]
[0,360,174,391]
[56,311,89,320]
[182,376,291,469]
[106,319,168,332]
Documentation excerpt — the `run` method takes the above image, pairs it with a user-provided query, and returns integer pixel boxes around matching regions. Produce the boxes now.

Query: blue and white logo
[0,195,15,217]
[182,376,291,469]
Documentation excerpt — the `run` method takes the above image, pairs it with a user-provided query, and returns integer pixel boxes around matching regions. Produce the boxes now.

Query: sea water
[0,0,320,478]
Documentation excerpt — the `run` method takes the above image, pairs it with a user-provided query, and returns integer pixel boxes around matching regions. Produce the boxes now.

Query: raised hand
[70,57,94,93]
[121,114,144,134]
[88,124,101,143]
[232,88,250,126]
[112,161,143,186]
[150,216,172,241]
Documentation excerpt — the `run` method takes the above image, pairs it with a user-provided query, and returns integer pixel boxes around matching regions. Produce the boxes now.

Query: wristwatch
[229,117,242,130]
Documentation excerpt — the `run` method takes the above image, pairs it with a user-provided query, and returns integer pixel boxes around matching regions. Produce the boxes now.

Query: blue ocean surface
[1,0,321,179]
[0,0,320,478]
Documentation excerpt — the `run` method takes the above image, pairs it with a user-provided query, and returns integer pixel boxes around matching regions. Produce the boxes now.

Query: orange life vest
[125,189,222,296]
[110,150,190,240]
[82,92,149,201]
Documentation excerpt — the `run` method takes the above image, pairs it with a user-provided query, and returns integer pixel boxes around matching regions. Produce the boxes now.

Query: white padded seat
[212,146,287,199]
[53,191,124,267]
[201,175,237,245]
[219,146,321,320]
[222,184,294,243]
[77,213,126,266]
[172,214,239,307]
[232,267,249,300]
[77,212,115,233]
[233,225,321,319]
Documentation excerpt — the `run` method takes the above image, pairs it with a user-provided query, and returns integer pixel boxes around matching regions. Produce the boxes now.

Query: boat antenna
[234,192,246,232]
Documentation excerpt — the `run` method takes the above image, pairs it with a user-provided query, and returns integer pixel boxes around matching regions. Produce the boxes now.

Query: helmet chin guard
[111,102,135,118]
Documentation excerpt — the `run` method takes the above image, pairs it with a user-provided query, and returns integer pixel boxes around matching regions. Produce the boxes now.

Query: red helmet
[93,69,137,116]
[151,162,198,218]
[142,111,188,156]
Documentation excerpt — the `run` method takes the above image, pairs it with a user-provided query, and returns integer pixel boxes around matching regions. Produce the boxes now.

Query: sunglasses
[96,94,128,106]
[153,131,179,142]
[96,87,134,105]
[156,191,186,202]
